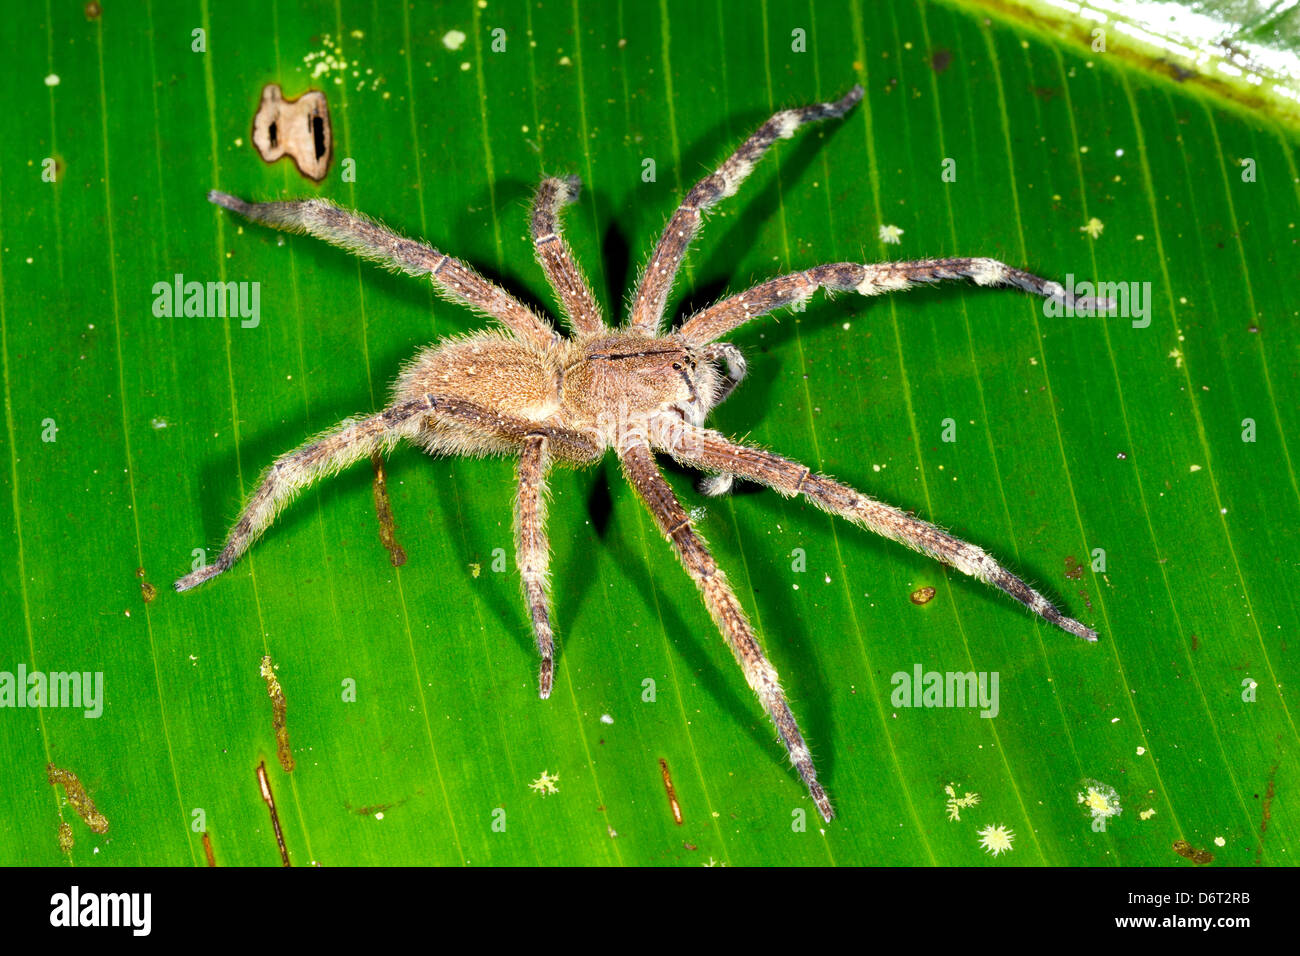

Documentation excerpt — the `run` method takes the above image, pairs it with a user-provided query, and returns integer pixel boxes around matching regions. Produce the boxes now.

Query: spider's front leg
[629,86,863,336]
[652,419,1099,642]
[619,442,835,821]
[678,258,1113,346]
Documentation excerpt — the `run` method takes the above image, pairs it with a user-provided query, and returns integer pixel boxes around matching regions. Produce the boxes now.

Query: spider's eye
[671,362,682,370]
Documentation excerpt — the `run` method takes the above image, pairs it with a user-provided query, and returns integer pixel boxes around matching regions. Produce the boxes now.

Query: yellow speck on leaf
[529,770,560,797]
[944,783,981,822]
[977,824,1015,856]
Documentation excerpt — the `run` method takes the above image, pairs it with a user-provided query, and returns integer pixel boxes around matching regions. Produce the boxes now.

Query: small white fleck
[1078,781,1122,821]
[1214,836,1226,847]
[599,713,613,725]
[878,223,904,244]
[1136,746,1146,756]
[45,74,60,86]
[442,29,467,51]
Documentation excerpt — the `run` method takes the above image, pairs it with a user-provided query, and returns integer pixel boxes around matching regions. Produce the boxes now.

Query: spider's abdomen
[394,330,564,423]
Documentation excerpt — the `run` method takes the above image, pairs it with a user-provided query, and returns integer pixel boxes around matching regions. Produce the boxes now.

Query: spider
[177,85,1098,822]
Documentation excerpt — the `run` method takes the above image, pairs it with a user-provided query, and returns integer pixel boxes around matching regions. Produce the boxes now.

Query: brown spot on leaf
[251,83,332,182]
[1255,754,1279,864]
[1172,839,1214,864]
[47,764,109,835]
[910,586,936,606]
[256,761,291,867]
[260,656,294,772]
[371,452,406,567]
[659,758,683,825]
[930,49,952,73]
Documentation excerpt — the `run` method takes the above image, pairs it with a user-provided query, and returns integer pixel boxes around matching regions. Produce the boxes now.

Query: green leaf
[2,0,1296,867]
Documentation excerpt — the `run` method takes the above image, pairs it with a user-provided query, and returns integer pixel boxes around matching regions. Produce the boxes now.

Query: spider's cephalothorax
[179,85,1101,823]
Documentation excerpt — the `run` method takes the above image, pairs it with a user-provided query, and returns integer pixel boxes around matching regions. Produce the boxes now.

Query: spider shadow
[601,221,632,325]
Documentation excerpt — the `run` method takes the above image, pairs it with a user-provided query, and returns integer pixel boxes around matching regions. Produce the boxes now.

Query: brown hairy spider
[178,85,1098,822]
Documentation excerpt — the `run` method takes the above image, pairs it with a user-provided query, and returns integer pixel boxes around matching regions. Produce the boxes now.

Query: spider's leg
[678,257,1113,346]
[174,396,437,592]
[628,86,863,337]
[531,177,606,337]
[651,420,1099,643]
[619,442,834,822]
[516,435,557,698]
[175,395,598,592]
[208,191,557,349]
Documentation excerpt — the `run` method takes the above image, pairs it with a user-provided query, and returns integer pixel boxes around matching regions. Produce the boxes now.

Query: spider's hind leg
[207,191,557,349]
[515,435,557,698]
[175,396,435,592]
